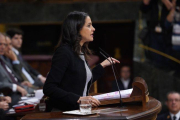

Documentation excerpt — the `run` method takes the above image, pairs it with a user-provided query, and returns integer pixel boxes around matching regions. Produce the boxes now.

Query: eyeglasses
[167,99,180,102]
[0,43,7,47]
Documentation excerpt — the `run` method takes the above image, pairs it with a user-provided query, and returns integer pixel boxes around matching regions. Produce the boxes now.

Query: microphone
[99,48,123,107]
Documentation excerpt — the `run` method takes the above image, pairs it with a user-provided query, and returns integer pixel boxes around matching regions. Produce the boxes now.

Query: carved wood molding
[0,0,141,3]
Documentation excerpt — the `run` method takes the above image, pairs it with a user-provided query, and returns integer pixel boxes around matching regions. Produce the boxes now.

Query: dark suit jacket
[1,56,23,83]
[157,112,174,120]
[11,52,43,87]
[43,44,105,111]
[111,79,133,92]
[0,56,34,94]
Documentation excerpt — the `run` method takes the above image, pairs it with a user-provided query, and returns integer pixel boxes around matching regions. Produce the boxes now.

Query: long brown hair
[56,11,92,59]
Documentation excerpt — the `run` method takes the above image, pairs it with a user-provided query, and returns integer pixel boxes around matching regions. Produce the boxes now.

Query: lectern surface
[21,97,161,120]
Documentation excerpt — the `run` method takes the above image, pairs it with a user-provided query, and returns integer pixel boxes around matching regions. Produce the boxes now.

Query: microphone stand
[99,48,123,108]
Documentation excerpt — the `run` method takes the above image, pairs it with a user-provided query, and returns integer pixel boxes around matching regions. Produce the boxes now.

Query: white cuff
[12,60,20,64]
[37,74,42,79]
[12,84,17,92]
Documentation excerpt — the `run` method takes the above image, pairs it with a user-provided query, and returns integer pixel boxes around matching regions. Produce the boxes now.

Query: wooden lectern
[21,77,161,120]
[100,77,149,107]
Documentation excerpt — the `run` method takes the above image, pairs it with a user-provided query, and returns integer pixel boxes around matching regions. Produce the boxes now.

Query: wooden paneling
[0,0,141,3]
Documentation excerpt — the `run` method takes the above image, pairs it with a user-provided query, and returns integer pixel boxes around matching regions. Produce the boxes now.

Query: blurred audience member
[140,0,172,68]
[0,94,16,120]
[111,65,133,91]
[6,28,46,85]
[0,33,35,106]
[0,94,10,111]
[157,91,180,120]
[3,35,40,89]
[165,0,180,71]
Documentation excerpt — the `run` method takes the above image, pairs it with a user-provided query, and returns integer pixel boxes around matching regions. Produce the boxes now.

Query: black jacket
[2,56,43,88]
[13,51,41,80]
[111,79,133,92]
[157,112,175,120]
[43,44,104,111]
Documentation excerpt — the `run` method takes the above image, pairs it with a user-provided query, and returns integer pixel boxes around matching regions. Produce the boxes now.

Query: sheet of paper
[18,97,39,105]
[93,89,133,101]
[35,89,44,100]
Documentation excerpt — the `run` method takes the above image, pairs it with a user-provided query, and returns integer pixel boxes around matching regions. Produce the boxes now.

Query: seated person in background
[3,35,40,89]
[157,91,180,120]
[0,94,14,120]
[0,33,35,105]
[111,65,133,91]
[0,94,11,111]
[6,28,46,85]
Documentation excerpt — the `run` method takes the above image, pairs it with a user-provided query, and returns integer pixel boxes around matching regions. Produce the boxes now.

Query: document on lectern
[93,89,133,101]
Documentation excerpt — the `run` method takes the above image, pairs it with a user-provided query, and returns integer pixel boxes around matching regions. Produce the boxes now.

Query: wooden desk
[6,104,43,120]
[21,97,161,120]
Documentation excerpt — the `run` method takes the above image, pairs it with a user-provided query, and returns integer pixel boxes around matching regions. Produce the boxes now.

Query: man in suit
[157,91,180,120]
[112,65,133,91]
[6,28,46,86]
[3,35,33,88]
[0,33,34,98]
[3,35,40,89]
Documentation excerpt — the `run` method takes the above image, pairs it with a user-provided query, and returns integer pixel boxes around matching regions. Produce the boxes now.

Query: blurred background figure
[3,35,41,89]
[165,0,180,75]
[0,32,35,106]
[0,0,180,119]
[111,65,133,91]
[6,28,46,86]
[140,0,173,68]
[157,91,180,120]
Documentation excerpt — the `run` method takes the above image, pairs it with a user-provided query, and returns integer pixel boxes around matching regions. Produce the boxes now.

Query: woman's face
[80,16,95,45]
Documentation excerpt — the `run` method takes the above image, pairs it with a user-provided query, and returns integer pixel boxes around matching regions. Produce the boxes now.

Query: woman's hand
[77,96,101,107]
[100,57,120,68]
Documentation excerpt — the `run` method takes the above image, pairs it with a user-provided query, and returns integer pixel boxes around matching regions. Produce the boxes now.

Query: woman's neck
[80,40,84,46]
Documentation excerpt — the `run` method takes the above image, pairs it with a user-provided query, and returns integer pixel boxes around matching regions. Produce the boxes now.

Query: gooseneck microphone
[99,47,123,107]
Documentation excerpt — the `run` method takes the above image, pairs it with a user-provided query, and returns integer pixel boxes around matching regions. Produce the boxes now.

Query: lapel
[128,79,133,89]
[0,57,13,83]
[14,51,30,73]
[119,80,125,90]
[2,56,12,68]
[166,112,171,120]
[1,56,13,70]
[0,56,22,82]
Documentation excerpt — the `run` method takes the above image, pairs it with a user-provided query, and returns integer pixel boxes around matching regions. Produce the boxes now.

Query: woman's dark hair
[56,11,92,59]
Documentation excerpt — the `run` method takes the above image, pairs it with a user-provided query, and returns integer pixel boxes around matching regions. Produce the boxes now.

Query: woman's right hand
[77,96,101,107]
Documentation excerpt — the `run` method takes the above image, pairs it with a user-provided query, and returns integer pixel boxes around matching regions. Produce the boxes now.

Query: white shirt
[121,78,130,89]
[79,53,92,97]
[170,111,180,120]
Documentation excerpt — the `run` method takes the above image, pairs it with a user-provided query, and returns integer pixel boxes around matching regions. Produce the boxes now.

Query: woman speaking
[43,11,120,111]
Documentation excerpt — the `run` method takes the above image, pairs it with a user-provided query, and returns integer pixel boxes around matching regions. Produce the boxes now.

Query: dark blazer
[0,56,34,94]
[111,79,133,92]
[1,56,23,83]
[14,51,40,77]
[12,52,43,87]
[43,44,104,111]
[157,112,174,120]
